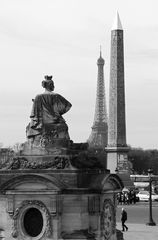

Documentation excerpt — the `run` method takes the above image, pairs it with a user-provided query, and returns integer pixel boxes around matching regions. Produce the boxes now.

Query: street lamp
[146,168,156,226]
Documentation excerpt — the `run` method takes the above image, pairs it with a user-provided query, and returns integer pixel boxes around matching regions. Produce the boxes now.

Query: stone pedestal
[106,146,129,174]
[0,158,123,240]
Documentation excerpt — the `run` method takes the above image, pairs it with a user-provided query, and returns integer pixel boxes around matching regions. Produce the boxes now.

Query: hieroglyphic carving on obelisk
[106,12,129,173]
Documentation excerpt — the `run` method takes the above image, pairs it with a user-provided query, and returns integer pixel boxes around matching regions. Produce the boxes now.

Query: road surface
[116,202,158,224]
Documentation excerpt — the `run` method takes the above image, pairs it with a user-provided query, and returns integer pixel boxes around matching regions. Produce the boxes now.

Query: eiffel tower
[88,50,108,149]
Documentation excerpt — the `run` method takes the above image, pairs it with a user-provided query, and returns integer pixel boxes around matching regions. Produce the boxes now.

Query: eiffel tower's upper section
[87,50,108,149]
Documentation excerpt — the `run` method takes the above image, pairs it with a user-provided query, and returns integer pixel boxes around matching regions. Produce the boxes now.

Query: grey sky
[0,0,158,149]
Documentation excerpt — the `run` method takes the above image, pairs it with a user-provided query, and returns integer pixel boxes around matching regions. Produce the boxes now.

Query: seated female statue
[26,75,72,147]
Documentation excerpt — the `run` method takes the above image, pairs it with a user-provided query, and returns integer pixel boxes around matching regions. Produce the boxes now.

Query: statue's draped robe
[27,93,72,139]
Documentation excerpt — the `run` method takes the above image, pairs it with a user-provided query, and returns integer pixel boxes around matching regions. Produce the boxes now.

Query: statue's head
[42,75,54,91]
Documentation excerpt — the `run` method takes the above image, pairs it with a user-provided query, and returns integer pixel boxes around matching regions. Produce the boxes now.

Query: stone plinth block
[0,168,123,240]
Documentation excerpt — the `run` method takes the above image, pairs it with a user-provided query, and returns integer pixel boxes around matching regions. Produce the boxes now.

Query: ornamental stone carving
[12,200,52,240]
[0,156,70,170]
[101,199,116,240]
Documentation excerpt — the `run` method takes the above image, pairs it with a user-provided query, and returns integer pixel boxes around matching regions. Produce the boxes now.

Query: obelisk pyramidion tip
[111,11,123,30]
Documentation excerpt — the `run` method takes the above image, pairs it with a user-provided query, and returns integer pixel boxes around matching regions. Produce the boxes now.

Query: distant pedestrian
[121,208,128,231]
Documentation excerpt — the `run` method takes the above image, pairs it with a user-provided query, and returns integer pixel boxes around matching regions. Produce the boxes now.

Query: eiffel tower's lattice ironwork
[88,51,108,149]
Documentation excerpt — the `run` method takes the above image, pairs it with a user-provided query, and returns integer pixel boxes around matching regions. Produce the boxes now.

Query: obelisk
[106,12,129,173]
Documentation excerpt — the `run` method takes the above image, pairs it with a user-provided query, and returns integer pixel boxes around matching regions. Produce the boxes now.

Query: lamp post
[146,168,156,226]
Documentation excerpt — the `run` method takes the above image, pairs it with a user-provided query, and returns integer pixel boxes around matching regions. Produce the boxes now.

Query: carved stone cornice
[0,155,71,170]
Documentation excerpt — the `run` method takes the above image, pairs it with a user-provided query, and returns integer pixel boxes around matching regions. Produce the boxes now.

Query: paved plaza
[117,222,158,240]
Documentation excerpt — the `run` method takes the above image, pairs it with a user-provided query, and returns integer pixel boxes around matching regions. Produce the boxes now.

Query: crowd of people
[117,190,137,205]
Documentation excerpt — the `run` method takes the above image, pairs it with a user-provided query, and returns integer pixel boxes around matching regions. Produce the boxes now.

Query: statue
[26,75,72,148]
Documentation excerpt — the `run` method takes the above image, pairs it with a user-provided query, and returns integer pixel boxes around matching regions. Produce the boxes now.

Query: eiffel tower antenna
[100,45,102,56]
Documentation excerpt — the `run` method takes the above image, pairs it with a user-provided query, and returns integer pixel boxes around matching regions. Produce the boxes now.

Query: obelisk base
[106,146,134,189]
[106,146,129,173]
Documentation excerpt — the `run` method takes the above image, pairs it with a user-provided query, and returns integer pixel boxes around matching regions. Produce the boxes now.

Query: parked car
[136,191,158,201]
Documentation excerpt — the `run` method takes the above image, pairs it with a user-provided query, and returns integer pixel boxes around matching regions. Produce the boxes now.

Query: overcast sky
[0,0,158,149]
